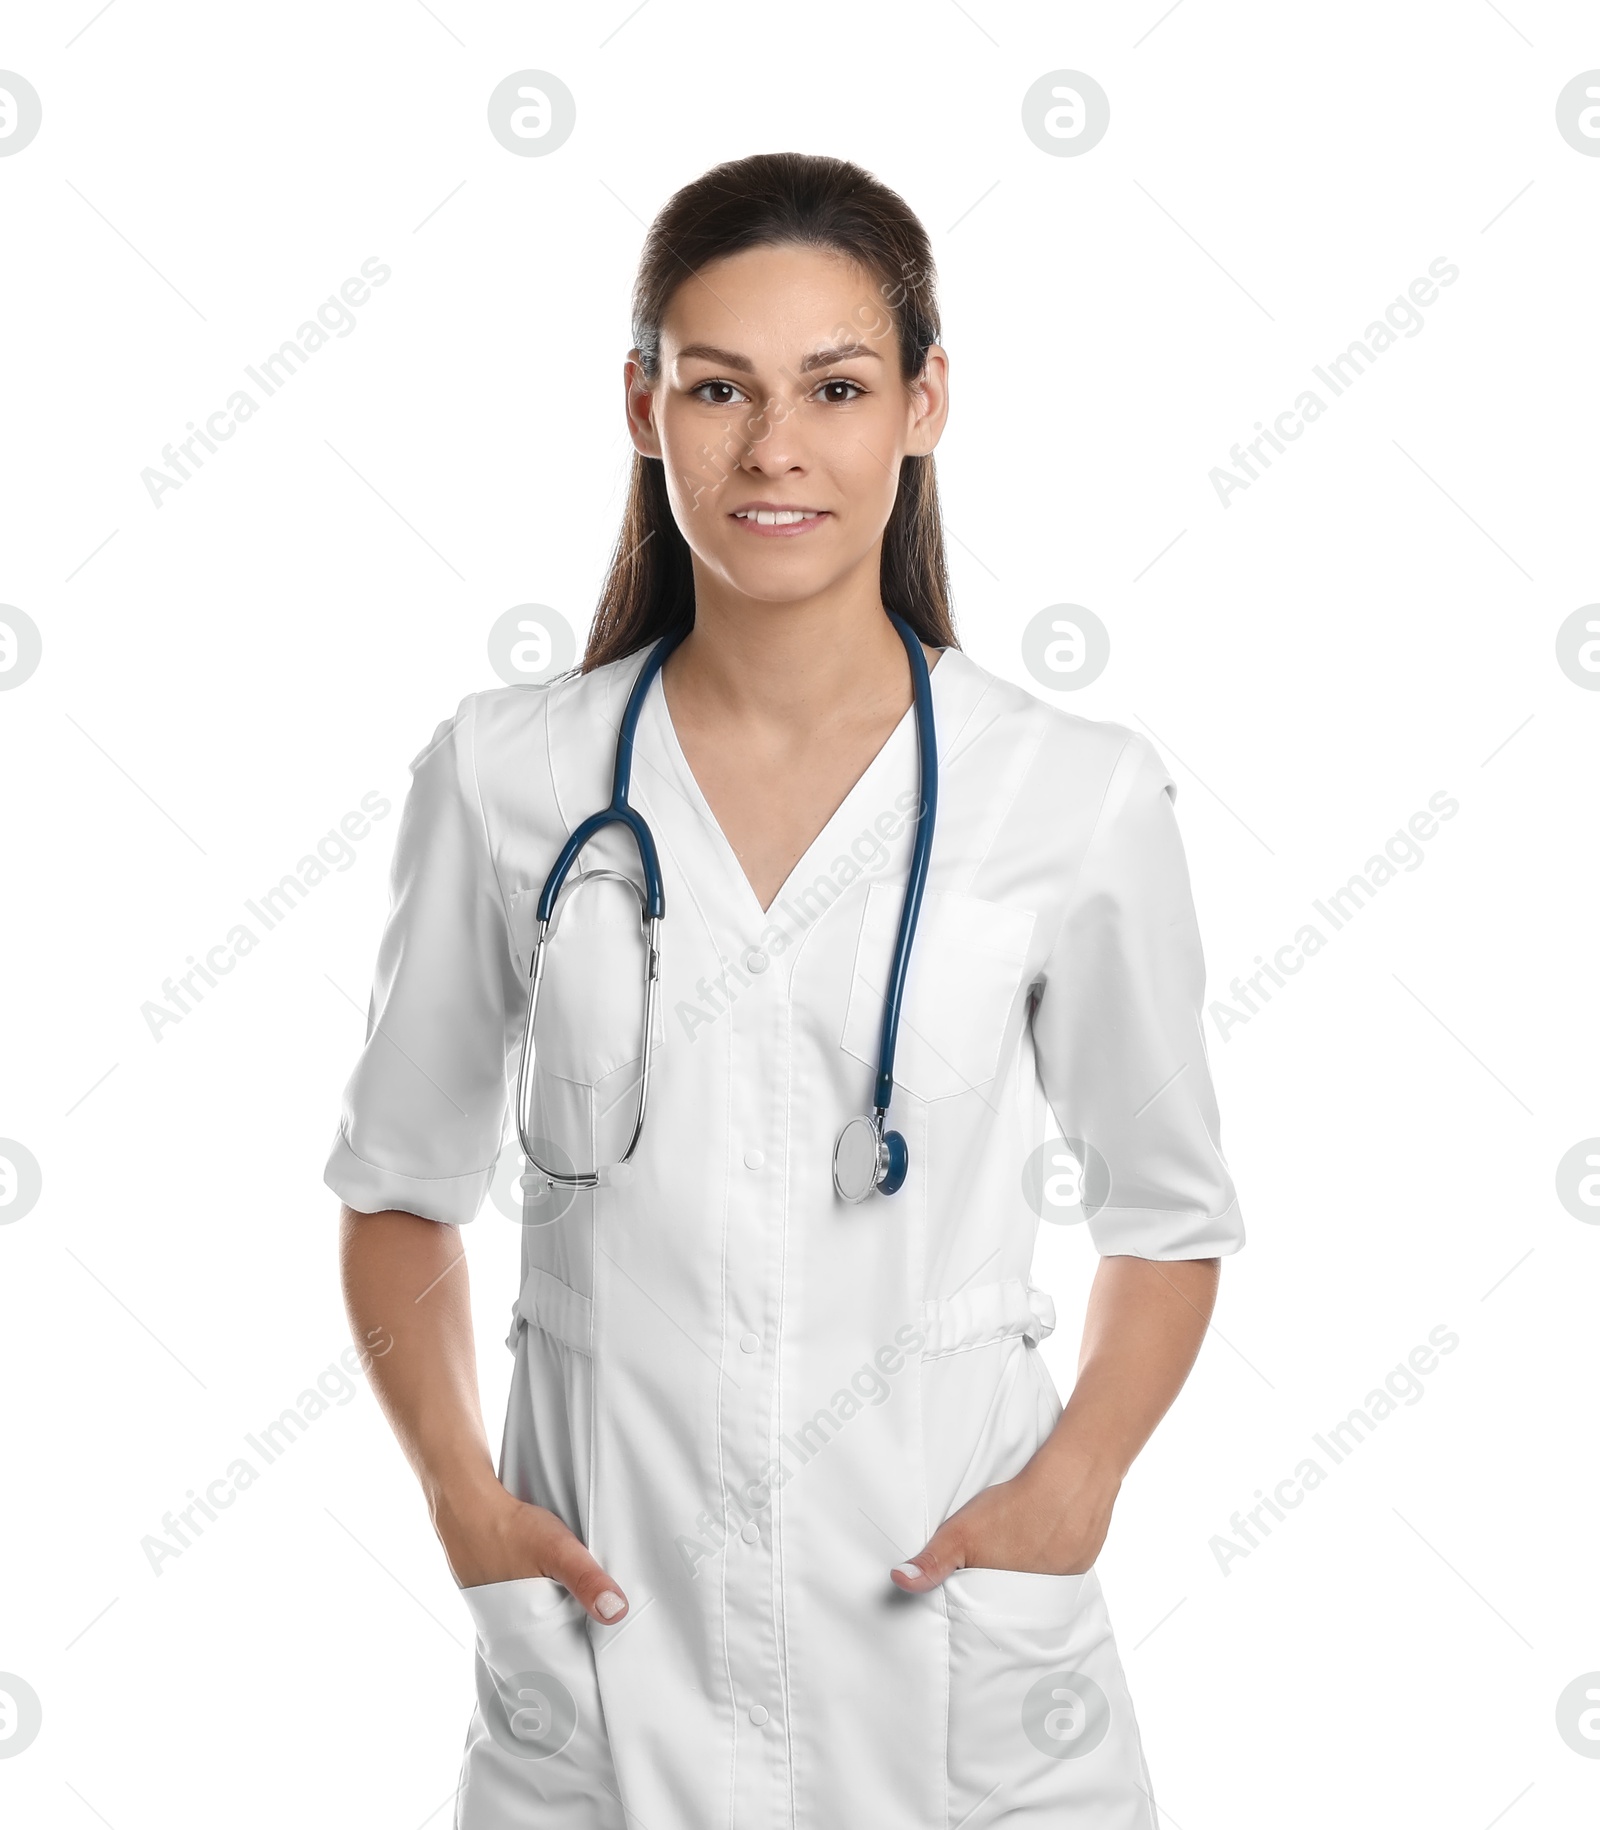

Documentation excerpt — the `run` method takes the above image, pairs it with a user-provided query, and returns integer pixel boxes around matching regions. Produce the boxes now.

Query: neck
[664,570,915,729]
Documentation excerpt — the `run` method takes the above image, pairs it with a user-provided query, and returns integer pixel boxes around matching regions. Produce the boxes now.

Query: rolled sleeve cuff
[1085,1196,1245,1260]
[323,1125,495,1228]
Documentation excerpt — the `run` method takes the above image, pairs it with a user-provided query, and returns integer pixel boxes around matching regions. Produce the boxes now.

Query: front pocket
[944,1566,1156,1828]
[455,1574,627,1826]
[841,884,1036,1102]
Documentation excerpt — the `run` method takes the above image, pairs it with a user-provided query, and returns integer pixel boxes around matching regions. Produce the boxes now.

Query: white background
[2,2,1597,1824]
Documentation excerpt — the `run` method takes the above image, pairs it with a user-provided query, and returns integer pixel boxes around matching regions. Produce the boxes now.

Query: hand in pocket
[891,1447,1119,1592]
[444,1484,629,1624]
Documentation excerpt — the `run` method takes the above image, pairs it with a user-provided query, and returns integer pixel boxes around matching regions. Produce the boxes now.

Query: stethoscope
[515,611,938,1205]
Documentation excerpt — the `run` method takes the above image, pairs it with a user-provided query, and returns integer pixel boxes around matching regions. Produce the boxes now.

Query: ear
[624,351,663,460]
[904,344,950,458]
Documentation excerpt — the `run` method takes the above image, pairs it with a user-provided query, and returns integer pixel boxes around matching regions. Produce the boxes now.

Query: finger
[541,1521,630,1624]
[891,1524,964,1591]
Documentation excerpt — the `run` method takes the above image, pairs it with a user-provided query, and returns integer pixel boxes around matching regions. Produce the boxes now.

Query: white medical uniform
[324,640,1245,1829]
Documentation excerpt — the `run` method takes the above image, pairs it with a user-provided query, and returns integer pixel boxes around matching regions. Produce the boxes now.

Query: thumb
[890,1520,966,1593]
[541,1518,630,1625]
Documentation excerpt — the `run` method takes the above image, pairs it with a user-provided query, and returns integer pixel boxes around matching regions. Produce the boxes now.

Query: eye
[688,378,750,406]
[816,378,865,403]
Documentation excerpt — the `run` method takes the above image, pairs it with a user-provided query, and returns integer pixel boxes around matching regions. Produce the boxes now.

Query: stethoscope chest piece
[832,1113,909,1203]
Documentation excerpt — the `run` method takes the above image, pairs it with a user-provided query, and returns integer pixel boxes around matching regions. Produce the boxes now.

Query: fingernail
[595,1590,626,1620]
[892,1562,923,1582]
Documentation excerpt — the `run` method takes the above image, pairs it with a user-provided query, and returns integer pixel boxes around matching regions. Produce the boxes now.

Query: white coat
[324,639,1245,1829]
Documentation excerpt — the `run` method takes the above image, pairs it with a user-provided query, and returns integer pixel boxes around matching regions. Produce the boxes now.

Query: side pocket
[455,1575,627,1828]
[944,1567,1156,1829]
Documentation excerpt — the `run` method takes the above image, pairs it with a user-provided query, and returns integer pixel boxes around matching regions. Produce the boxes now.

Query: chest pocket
[510,873,665,1087]
[840,883,1036,1103]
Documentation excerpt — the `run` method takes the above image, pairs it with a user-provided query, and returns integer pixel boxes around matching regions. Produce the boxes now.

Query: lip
[728,504,831,540]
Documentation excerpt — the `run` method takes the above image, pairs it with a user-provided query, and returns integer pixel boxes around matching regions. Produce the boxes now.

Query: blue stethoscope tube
[533,623,688,926]
[516,611,937,1203]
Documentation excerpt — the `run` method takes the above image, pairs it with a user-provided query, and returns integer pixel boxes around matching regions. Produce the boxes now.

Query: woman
[328,151,1244,1829]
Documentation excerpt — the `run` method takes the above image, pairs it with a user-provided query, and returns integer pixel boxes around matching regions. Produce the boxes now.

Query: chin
[732,573,841,609]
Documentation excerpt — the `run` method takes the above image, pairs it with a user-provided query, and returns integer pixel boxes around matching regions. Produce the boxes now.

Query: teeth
[736,509,818,525]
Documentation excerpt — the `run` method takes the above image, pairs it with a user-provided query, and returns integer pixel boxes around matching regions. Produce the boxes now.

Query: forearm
[337,1203,631,1612]
[893,1253,1223,1583]
[337,1205,502,1539]
[1038,1253,1221,1489]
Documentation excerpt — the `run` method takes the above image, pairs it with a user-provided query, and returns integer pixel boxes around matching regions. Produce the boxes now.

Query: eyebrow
[673,340,884,375]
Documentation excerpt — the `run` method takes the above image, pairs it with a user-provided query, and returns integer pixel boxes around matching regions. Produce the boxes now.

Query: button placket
[720,937,789,1822]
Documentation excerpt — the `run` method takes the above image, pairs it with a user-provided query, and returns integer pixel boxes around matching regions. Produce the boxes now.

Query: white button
[741,1521,759,1543]
[739,1331,760,1353]
[743,948,768,974]
[743,1147,765,1170]
[748,1704,769,1726]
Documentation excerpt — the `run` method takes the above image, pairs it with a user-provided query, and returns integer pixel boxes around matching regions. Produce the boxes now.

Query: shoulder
[420,652,646,781]
[939,646,1172,803]
[418,653,658,854]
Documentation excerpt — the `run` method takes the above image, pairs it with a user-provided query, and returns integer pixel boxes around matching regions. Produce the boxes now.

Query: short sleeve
[1030,731,1245,1259]
[323,695,523,1226]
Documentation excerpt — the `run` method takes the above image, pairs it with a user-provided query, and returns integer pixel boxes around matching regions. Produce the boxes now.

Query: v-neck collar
[643,645,957,930]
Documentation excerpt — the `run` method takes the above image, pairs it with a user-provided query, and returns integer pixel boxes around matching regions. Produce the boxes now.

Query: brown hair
[582,151,958,671]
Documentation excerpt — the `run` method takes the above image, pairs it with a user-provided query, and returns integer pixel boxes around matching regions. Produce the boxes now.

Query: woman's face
[625,241,948,607]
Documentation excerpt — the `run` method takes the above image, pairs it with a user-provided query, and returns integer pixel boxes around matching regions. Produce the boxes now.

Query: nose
[734,390,808,475]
